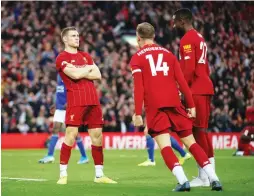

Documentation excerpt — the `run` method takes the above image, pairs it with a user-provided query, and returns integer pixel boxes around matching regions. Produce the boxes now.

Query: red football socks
[206,133,214,158]
[92,145,104,165]
[161,146,181,171]
[193,128,209,156]
[60,143,72,165]
[189,143,210,167]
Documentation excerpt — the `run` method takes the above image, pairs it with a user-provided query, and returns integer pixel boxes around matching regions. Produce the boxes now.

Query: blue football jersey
[56,74,67,110]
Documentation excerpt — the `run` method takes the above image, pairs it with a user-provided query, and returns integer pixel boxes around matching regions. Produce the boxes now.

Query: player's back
[131,44,181,109]
[180,29,214,95]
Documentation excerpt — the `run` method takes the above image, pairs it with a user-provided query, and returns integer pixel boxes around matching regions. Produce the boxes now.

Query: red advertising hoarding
[1,132,241,150]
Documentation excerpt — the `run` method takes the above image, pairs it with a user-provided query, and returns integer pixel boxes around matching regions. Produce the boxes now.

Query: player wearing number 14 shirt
[173,8,215,187]
[130,22,222,192]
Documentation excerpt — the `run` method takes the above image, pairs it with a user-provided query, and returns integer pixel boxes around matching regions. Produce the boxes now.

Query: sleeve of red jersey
[173,56,195,108]
[56,54,67,72]
[130,55,144,115]
[180,42,196,86]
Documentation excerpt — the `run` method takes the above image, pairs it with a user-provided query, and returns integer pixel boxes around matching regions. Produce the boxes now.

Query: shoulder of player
[130,50,142,63]
[78,51,93,61]
[56,52,68,62]
[181,30,204,47]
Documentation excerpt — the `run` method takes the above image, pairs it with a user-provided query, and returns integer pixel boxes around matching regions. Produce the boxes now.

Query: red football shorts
[65,105,103,129]
[146,106,193,138]
[193,95,211,128]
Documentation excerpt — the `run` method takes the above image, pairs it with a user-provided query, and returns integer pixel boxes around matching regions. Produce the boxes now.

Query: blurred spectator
[1,2,253,133]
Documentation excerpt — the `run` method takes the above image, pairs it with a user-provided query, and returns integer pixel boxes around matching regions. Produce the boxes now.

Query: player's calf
[88,127,117,183]
[57,126,78,185]
[89,128,104,178]
[154,133,190,190]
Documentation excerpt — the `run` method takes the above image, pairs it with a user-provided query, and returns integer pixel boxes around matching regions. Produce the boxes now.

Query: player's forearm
[179,83,194,108]
[63,65,92,80]
[85,65,102,80]
[133,73,144,115]
[182,57,195,86]
[176,72,194,107]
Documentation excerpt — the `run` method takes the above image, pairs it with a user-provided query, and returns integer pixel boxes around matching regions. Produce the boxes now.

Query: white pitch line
[2,177,48,182]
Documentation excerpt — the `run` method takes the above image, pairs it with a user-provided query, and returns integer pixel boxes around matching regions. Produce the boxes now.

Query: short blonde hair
[61,26,78,41]
[136,22,155,39]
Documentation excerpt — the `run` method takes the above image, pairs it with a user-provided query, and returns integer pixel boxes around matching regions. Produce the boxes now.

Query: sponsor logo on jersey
[183,44,192,53]
[56,86,65,93]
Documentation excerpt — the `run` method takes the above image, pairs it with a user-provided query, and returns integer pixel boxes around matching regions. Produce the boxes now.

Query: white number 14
[146,54,169,76]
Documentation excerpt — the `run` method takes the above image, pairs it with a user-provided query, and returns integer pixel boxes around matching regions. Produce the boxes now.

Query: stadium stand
[1,2,253,133]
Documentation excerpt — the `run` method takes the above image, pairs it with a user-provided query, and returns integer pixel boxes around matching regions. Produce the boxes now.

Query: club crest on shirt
[70,114,74,121]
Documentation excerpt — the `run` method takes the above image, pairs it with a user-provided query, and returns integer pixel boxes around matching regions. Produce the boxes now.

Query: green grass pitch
[2,149,254,196]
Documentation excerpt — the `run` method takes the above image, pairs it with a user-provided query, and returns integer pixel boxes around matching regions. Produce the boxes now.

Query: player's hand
[132,114,143,127]
[66,63,76,68]
[178,90,182,97]
[50,105,56,115]
[62,61,76,68]
[186,107,196,118]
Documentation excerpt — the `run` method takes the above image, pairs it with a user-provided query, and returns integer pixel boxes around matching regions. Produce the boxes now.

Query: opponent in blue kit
[138,126,191,166]
[38,74,89,164]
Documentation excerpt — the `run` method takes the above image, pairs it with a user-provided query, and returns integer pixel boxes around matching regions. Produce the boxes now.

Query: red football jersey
[179,29,214,95]
[130,44,194,115]
[56,51,100,106]
[240,126,254,145]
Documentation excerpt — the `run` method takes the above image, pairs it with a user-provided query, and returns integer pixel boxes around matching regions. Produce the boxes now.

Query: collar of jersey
[141,43,157,49]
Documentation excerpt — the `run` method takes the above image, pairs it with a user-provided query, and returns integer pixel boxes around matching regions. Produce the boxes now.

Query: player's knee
[65,132,77,145]
[92,134,102,145]
[89,128,102,146]
[52,123,61,134]
[181,134,196,149]
[154,133,171,149]
[65,127,78,144]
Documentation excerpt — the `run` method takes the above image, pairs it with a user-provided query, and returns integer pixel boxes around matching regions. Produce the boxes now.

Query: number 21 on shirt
[198,41,208,64]
[146,54,169,76]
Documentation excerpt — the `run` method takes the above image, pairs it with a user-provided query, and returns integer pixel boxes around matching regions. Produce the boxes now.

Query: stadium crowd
[1,1,253,134]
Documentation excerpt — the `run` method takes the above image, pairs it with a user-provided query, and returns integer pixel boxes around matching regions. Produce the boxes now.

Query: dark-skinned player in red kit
[173,8,216,187]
